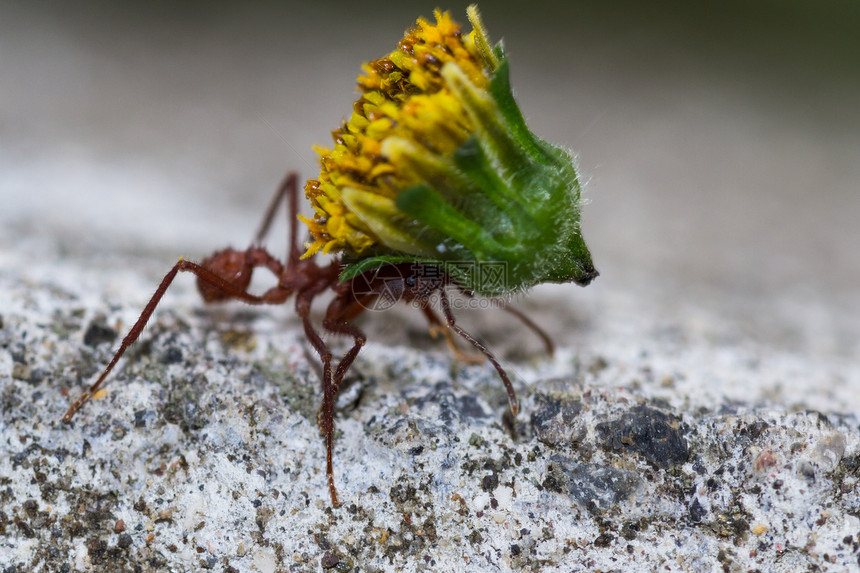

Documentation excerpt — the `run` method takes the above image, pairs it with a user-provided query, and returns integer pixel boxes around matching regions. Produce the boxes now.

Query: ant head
[197,248,253,302]
[388,263,445,304]
[400,272,443,302]
[350,262,446,311]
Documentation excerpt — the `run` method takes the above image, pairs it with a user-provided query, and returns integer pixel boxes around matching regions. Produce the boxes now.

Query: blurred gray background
[2,0,859,358]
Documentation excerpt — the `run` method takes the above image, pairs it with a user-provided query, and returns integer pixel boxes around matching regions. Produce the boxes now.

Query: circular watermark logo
[350,264,405,312]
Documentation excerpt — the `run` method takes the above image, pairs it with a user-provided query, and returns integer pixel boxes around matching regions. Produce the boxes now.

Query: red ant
[62,172,564,506]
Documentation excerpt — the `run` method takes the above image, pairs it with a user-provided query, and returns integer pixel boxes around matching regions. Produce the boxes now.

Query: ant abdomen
[197,248,253,302]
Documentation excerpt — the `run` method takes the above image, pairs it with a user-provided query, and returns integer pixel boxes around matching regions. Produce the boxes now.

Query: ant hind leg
[63,258,273,424]
[252,171,303,268]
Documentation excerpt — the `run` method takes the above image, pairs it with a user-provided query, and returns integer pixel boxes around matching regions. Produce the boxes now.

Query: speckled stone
[2,266,860,572]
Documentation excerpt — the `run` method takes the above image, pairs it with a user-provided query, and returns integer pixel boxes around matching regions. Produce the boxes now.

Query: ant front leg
[453,286,555,357]
[500,304,555,357]
[420,305,485,365]
[437,288,520,417]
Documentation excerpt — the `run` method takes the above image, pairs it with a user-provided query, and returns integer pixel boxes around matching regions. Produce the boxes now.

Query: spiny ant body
[62,172,558,506]
[63,7,600,506]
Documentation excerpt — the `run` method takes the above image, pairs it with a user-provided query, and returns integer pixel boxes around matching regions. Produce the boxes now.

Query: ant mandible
[62,172,553,507]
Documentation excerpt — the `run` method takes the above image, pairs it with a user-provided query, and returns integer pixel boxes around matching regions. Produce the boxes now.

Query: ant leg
[438,288,519,417]
[420,305,484,365]
[285,172,302,269]
[500,305,555,357]
[63,258,275,424]
[253,172,297,244]
[252,172,303,269]
[295,291,342,507]
[323,320,367,389]
[452,285,554,357]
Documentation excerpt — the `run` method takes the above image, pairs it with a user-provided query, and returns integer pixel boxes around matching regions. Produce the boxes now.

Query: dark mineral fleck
[160,345,183,365]
[689,498,707,523]
[531,394,584,447]
[117,533,133,548]
[544,455,639,512]
[596,405,688,468]
[320,552,340,569]
[83,322,117,347]
[481,473,499,492]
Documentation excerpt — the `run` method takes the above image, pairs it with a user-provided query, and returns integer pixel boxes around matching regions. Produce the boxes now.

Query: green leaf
[395,184,502,260]
[489,59,548,162]
[338,255,438,282]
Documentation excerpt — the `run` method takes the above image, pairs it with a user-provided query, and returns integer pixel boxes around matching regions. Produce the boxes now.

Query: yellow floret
[301,9,492,258]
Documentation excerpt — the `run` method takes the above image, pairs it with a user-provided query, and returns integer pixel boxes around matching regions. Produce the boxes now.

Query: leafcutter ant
[62,172,564,506]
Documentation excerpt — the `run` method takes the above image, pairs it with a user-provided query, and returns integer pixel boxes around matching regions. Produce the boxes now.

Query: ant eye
[405,276,416,288]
